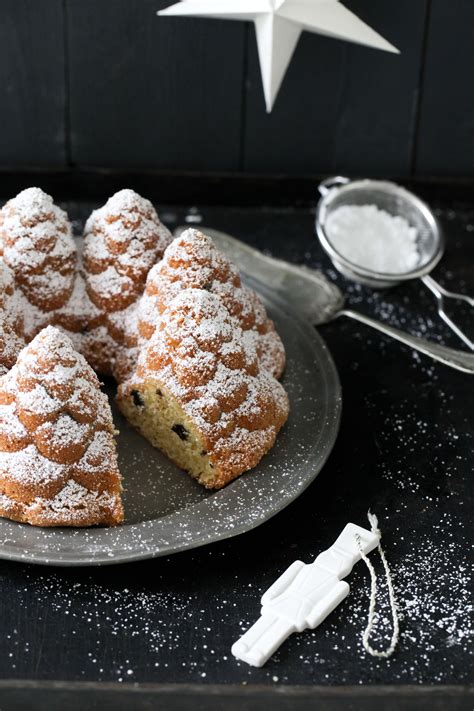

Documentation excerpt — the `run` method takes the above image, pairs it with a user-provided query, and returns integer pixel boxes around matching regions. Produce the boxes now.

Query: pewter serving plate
[0,278,341,567]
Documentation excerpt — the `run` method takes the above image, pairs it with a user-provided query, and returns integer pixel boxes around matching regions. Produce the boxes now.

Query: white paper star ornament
[158,0,399,113]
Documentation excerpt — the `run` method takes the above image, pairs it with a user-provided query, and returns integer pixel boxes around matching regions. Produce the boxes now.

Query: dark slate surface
[66,0,245,170]
[415,0,474,177]
[243,0,427,176]
[0,193,472,694]
[0,0,66,167]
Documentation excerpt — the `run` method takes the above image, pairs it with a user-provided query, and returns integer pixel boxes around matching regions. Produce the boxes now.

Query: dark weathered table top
[0,189,472,708]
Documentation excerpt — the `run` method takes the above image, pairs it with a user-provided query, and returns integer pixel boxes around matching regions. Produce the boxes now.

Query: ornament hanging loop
[355,512,400,659]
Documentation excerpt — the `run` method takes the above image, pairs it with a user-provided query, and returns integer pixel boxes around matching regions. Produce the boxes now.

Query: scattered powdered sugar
[80,430,118,474]
[1,510,469,684]
[55,270,101,321]
[0,444,67,486]
[0,402,27,439]
[325,205,420,274]
[331,512,473,681]
[0,259,15,294]
[34,479,117,517]
[0,203,466,684]
[0,320,25,374]
[38,415,89,449]
[87,266,135,300]
[107,300,140,337]
[0,480,120,525]
[2,232,74,270]
[13,289,47,341]
[16,383,58,416]
[16,324,88,379]
[1,187,66,225]
[88,189,156,224]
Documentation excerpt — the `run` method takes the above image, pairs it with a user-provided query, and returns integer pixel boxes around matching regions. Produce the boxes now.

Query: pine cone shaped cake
[0,188,77,315]
[0,260,26,374]
[0,319,25,377]
[82,189,172,374]
[0,188,289,525]
[0,326,123,526]
[0,187,99,346]
[138,229,286,379]
[118,289,289,489]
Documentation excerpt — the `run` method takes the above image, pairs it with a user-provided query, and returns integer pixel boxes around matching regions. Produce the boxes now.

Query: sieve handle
[318,176,350,197]
[421,276,473,351]
[337,309,474,374]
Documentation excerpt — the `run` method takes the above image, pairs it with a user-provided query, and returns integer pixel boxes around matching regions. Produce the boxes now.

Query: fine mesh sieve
[316,177,473,350]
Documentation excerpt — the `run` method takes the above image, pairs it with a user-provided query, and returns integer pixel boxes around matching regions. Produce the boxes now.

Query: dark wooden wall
[0,0,472,177]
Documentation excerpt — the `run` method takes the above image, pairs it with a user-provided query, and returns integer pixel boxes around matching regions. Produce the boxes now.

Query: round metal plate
[0,280,341,566]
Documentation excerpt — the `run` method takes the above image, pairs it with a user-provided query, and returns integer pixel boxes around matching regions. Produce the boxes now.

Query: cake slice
[0,326,123,526]
[118,288,289,489]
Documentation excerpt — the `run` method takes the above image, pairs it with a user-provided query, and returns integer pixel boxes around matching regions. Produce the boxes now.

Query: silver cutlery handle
[339,309,474,374]
[421,275,473,351]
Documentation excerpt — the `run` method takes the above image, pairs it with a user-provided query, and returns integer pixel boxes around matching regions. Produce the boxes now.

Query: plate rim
[0,279,342,566]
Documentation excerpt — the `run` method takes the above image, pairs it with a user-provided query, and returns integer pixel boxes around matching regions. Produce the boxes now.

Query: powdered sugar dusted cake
[0,187,102,352]
[0,187,77,314]
[138,228,286,379]
[0,187,172,377]
[0,187,289,522]
[0,261,26,375]
[82,189,172,375]
[118,289,289,489]
[0,326,123,526]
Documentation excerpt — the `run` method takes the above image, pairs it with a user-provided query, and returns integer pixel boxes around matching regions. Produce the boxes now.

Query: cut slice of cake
[118,288,289,489]
[0,326,123,526]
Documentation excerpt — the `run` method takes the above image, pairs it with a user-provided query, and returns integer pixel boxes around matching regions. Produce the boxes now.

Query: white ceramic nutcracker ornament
[232,521,381,667]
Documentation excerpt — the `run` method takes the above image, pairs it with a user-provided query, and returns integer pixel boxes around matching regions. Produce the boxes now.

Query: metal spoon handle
[421,275,473,350]
[338,309,474,373]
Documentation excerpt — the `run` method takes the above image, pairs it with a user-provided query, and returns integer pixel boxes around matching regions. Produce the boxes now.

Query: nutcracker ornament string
[355,512,400,658]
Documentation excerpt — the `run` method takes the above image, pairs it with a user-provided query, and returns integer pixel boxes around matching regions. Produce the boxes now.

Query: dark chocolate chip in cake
[131,390,144,408]
[172,423,189,441]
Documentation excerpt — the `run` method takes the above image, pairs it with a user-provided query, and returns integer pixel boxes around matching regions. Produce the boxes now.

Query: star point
[158,0,400,111]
